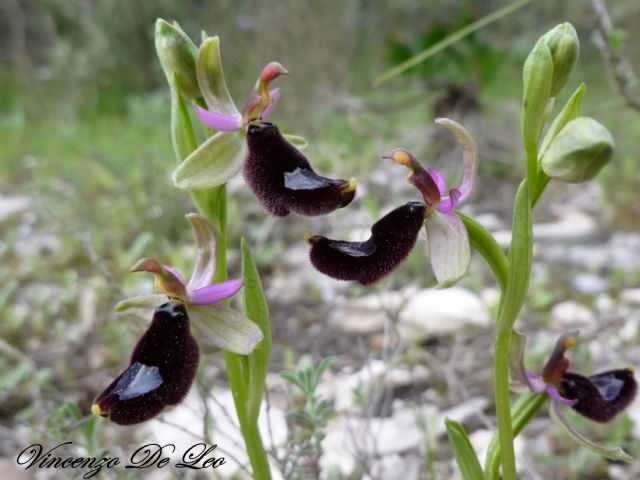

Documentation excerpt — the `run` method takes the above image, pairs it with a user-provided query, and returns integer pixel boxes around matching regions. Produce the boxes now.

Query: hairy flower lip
[92,301,200,425]
[307,202,427,285]
[244,122,357,217]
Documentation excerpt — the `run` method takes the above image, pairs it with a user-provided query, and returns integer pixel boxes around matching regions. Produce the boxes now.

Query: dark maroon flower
[307,202,426,285]
[92,302,199,425]
[559,369,636,423]
[511,330,637,461]
[244,122,357,217]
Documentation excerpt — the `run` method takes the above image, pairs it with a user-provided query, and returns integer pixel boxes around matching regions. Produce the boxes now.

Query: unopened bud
[155,19,200,100]
[541,117,614,183]
[543,23,579,97]
[521,37,553,149]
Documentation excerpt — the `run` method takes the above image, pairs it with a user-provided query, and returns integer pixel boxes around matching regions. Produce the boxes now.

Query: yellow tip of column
[91,404,104,417]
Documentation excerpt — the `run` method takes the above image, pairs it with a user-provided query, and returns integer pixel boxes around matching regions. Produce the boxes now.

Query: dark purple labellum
[244,122,356,217]
[308,202,426,285]
[559,369,637,423]
[92,302,199,425]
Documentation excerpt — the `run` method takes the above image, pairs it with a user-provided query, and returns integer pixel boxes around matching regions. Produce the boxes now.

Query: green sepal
[550,401,633,463]
[190,303,263,355]
[445,419,484,480]
[196,36,240,117]
[172,131,246,190]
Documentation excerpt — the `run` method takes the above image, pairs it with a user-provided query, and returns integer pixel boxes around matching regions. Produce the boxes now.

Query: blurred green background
[2,1,640,478]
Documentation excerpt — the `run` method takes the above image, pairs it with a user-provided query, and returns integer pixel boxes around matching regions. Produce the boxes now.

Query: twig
[591,0,640,112]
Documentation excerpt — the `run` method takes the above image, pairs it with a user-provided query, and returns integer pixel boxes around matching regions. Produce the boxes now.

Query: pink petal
[163,265,185,284]
[427,168,446,196]
[436,188,462,213]
[435,118,478,204]
[547,385,577,406]
[262,87,281,120]
[189,278,244,305]
[194,104,242,132]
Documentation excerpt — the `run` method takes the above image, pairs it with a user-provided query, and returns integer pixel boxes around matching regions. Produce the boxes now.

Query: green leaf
[172,131,246,190]
[484,393,547,480]
[538,83,586,158]
[170,79,199,163]
[196,36,240,117]
[283,133,308,150]
[534,83,587,203]
[458,212,508,292]
[498,180,532,329]
[445,419,484,480]
[241,238,272,424]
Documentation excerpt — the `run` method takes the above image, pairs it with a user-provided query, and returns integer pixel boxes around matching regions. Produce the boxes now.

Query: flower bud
[541,117,614,183]
[155,19,200,100]
[543,23,579,97]
[521,37,553,149]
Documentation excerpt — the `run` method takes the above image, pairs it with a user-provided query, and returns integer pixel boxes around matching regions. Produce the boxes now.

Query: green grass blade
[446,419,484,480]
[373,0,532,86]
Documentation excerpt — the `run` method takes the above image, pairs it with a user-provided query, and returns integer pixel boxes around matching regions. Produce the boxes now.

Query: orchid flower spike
[308,118,477,287]
[171,37,306,191]
[510,330,637,462]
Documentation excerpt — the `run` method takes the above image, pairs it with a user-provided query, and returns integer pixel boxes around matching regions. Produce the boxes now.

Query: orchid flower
[307,118,476,287]
[510,330,637,462]
[92,214,263,425]
[115,213,263,355]
[172,37,306,191]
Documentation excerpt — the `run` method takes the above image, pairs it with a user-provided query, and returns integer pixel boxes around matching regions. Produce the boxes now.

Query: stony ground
[1,174,640,479]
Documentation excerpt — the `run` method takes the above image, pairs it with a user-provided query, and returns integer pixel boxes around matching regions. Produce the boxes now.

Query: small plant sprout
[307,118,477,287]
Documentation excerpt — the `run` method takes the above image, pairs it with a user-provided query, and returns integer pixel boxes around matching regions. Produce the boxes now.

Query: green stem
[196,190,272,480]
[485,393,547,480]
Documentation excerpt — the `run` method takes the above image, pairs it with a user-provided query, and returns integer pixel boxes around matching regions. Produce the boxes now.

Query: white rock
[328,290,413,335]
[368,454,420,480]
[320,397,488,476]
[149,388,287,479]
[399,288,490,339]
[572,273,609,295]
[495,210,597,248]
[620,288,640,306]
[0,196,30,222]
[550,301,595,327]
